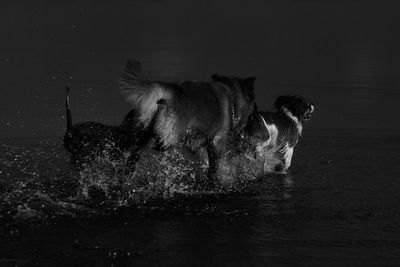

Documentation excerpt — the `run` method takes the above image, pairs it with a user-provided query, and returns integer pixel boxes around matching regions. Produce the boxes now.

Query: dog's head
[274,95,314,122]
[211,74,256,130]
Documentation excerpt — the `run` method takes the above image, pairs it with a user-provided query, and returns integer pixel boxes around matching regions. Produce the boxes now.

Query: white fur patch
[255,114,282,173]
[256,114,298,174]
[154,107,179,148]
[283,108,303,135]
[280,143,294,170]
[121,82,172,128]
[256,114,278,154]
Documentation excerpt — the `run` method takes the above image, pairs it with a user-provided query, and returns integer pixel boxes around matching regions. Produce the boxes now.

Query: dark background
[1,0,399,139]
[1,2,400,265]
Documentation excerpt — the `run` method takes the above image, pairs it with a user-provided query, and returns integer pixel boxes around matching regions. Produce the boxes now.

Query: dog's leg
[284,147,294,170]
[123,116,156,171]
[205,143,219,189]
[152,105,179,150]
[125,104,174,171]
[183,132,209,167]
[205,135,230,189]
[121,108,159,171]
[197,146,209,167]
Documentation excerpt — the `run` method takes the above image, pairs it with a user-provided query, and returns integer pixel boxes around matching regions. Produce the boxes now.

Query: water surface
[1,131,400,266]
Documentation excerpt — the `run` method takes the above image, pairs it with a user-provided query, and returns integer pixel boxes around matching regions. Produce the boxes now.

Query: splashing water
[78,147,200,205]
[0,137,268,221]
[77,141,266,205]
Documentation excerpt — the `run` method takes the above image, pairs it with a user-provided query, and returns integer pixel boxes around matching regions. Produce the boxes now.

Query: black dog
[63,86,131,165]
[119,58,256,183]
[245,95,314,174]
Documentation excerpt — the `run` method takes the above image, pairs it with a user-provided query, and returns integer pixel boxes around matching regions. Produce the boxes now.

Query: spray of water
[0,137,272,221]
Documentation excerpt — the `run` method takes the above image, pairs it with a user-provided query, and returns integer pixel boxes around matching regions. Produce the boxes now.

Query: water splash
[0,139,272,221]
[78,147,201,205]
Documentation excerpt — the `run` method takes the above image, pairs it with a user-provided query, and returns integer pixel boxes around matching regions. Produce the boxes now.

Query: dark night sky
[0,0,399,139]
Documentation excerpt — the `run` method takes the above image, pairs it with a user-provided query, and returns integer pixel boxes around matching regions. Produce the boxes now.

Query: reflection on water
[1,132,400,265]
[282,175,294,200]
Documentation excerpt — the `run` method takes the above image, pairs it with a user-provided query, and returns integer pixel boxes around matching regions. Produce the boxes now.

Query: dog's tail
[119,58,173,128]
[65,86,72,131]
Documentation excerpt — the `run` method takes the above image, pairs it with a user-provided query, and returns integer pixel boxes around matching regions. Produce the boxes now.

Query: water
[1,0,400,265]
[1,131,400,266]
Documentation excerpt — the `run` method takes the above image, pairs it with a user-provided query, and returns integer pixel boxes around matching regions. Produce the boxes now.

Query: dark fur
[119,58,256,184]
[274,95,314,123]
[245,95,314,174]
[63,86,132,165]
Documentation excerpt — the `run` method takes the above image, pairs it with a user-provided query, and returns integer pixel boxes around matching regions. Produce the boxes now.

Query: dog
[245,95,314,174]
[119,58,256,184]
[63,86,131,165]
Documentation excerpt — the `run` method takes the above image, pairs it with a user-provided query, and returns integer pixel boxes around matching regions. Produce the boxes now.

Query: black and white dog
[245,95,314,174]
[119,58,256,183]
[63,86,132,165]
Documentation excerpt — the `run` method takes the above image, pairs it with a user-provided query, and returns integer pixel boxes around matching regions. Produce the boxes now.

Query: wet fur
[119,58,256,184]
[245,95,314,174]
